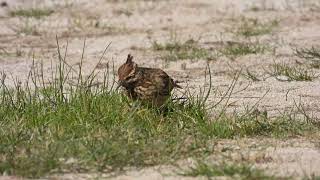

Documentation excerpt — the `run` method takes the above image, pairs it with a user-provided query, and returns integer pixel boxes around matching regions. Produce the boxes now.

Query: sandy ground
[1,0,320,179]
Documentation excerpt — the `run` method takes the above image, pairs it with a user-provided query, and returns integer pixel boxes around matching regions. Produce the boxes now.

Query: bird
[117,54,181,107]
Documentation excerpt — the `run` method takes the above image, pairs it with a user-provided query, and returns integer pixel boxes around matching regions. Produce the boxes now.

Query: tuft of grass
[220,42,268,58]
[294,47,320,69]
[267,62,318,81]
[181,161,274,179]
[152,39,216,61]
[10,8,54,19]
[242,69,261,81]
[0,38,318,178]
[236,18,279,37]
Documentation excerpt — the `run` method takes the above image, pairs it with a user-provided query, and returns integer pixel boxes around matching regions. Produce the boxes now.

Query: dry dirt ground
[1,0,320,179]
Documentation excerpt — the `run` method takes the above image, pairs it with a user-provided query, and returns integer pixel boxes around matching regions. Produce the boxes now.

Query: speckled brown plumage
[118,54,181,107]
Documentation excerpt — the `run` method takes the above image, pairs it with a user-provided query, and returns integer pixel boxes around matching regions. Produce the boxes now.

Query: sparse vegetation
[10,8,54,19]
[294,47,320,69]
[243,69,261,81]
[267,62,318,81]
[201,108,318,138]
[11,20,40,36]
[68,14,129,37]
[220,42,268,58]
[0,48,9,56]
[181,161,274,179]
[0,47,23,57]
[152,38,216,61]
[0,39,319,178]
[236,18,279,37]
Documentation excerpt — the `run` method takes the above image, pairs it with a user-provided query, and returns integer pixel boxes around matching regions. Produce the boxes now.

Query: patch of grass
[220,42,268,58]
[152,39,216,61]
[0,72,210,177]
[181,161,274,179]
[236,18,279,37]
[0,39,211,178]
[294,47,320,69]
[199,109,318,138]
[267,62,318,81]
[10,8,54,19]
[0,39,318,178]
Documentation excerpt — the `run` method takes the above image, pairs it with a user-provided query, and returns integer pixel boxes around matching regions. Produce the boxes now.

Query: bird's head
[117,54,138,87]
